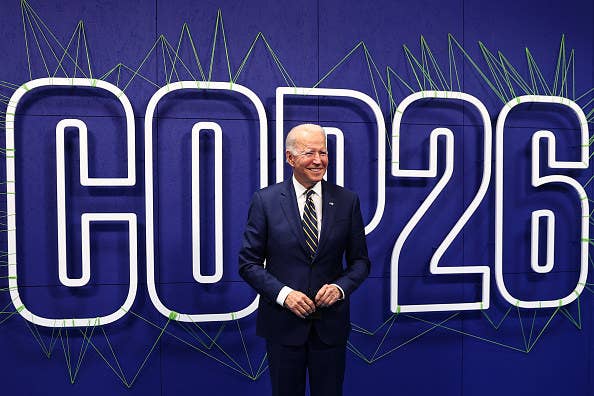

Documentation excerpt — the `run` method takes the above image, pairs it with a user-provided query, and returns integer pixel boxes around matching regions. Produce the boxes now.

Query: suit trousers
[266,326,346,396]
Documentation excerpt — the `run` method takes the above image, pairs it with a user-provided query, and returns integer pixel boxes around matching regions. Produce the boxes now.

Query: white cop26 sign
[4,78,589,327]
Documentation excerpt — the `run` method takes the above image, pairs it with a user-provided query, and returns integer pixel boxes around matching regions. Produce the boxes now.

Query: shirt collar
[292,176,322,198]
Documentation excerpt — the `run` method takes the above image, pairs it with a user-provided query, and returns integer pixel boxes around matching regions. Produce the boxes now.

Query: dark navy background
[0,0,592,395]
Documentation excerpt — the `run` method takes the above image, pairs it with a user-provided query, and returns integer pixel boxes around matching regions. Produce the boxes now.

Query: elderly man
[239,123,370,396]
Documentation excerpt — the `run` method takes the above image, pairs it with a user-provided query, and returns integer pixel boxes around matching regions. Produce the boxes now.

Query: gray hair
[285,123,325,154]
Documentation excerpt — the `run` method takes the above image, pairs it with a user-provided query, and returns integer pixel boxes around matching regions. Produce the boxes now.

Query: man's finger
[315,285,329,304]
[284,291,317,317]
[318,286,339,307]
[298,301,311,313]
[319,295,332,307]
[302,296,316,310]
[293,307,305,318]
[317,292,329,306]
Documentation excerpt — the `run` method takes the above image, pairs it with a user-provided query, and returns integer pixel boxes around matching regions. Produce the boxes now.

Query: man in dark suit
[239,123,370,396]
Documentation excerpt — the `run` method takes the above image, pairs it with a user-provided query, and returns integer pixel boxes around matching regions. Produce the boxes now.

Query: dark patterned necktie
[302,189,318,257]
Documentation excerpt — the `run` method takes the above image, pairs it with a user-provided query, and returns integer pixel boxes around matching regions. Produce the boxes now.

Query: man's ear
[286,150,294,167]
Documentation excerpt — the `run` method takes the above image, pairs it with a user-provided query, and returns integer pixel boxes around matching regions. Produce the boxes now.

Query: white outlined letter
[145,81,268,322]
[495,95,589,308]
[6,77,137,327]
[275,87,386,234]
[390,91,492,313]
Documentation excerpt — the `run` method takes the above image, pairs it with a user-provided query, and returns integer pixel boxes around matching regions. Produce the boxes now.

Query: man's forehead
[296,139,326,149]
[295,129,325,141]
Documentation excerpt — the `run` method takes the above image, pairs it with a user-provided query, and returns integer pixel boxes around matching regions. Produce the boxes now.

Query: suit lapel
[318,181,336,254]
[279,179,309,255]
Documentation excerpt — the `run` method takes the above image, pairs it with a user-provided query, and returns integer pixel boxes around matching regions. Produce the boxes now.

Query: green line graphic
[0,0,592,387]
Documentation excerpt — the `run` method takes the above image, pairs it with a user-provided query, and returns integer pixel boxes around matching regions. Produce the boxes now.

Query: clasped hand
[283,284,341,318]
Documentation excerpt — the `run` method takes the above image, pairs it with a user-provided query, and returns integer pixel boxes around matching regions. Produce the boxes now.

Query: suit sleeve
[238,191,287,303]
[333,194,370,297]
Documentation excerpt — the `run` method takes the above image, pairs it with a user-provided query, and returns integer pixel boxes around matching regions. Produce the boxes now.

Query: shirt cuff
[330,284,345,300]
[276,286,293,306]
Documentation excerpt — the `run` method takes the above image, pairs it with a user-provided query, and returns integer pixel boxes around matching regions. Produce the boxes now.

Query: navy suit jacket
[239,178,370,346]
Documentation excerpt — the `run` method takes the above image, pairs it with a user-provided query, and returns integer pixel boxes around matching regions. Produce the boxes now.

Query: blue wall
[0,0,592,394]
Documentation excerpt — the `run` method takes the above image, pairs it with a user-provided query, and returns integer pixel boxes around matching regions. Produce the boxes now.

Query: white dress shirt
[276,177,344,306]
[292,177,322,238]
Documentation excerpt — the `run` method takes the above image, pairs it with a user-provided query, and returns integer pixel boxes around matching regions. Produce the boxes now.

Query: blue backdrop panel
[0,1,592,395]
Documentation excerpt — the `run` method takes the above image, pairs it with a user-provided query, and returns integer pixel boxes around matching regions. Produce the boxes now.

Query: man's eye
[299,151,327,158]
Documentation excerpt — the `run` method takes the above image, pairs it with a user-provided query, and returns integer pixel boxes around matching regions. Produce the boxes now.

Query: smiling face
[285,125,328,189]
